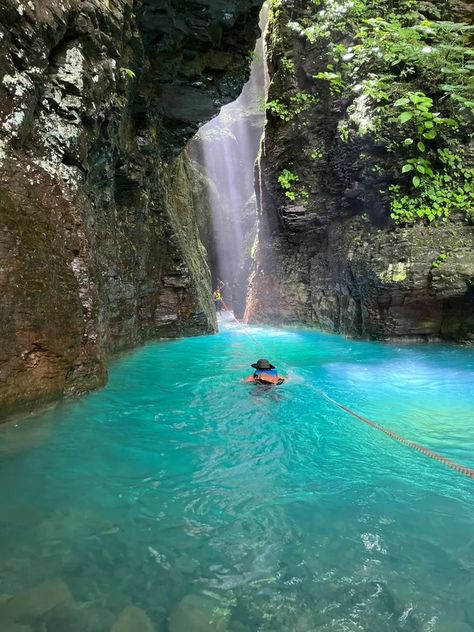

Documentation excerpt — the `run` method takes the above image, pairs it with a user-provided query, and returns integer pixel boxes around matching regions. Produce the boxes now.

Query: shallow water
[0,316,473,631]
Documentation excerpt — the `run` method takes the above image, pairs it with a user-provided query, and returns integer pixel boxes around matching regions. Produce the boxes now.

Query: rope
[310,385,474,480]
[218,301,474,479]
[215,301,473,480]
[220,300,267,351]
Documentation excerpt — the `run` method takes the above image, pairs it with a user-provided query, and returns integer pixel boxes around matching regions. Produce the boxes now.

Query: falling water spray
[188,4,269,320]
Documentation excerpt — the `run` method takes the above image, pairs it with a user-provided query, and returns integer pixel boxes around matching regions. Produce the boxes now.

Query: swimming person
[245,359,286,385]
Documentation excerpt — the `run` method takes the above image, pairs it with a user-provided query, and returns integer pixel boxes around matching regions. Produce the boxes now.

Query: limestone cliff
[247,0,474,341]
[0,0,263,418]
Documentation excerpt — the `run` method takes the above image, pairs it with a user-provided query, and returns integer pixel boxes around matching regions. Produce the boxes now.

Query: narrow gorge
[0,3,474,631]
[1,0,473,419]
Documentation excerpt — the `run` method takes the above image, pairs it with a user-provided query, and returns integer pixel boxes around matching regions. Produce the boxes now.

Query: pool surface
[0,317,473,631]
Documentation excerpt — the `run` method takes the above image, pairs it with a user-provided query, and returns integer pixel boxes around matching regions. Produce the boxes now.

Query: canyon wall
[247,0,474,342]
[0,0,263,418]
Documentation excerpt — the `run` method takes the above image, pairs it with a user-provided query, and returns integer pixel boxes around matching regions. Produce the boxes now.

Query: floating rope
[220,301,264,349]
[217,304,473,480]
[311,385,474,480]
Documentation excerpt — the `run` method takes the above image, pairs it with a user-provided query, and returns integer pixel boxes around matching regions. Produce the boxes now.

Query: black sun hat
[251,359,275,370]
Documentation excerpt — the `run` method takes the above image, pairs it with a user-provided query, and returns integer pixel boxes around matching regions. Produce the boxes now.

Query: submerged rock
[43,598,116,632]
[111,605,155,632]
[169,594,230,632]
[0,579,72,624]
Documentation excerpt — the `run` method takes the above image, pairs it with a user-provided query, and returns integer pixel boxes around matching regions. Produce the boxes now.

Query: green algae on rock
[246,0,474,341]
[0,0,264,419]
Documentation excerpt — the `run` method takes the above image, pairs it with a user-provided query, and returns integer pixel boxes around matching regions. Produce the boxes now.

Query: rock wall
[247,0,474,342]
[0,0,263,418]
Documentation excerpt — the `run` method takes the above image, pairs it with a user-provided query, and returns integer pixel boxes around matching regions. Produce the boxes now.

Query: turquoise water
[0,316,473,631]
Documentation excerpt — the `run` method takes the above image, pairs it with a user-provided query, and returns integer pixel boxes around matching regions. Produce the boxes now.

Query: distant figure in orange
[244,359,286,385]
[212,280,225,313]
[212,287,223,313]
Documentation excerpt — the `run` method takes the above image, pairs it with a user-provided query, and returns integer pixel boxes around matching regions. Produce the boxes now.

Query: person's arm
[243,375,255,383]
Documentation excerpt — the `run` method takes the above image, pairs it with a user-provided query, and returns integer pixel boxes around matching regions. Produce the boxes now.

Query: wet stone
[0,579,72,624]
[43,599,116,632]
[111,605,155,632]
[169,594,231,632]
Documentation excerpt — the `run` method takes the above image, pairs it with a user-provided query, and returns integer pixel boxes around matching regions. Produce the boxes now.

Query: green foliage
[286,0,474,225]
[314,69,345,95]
[289,91,316,114]
[354,17,474,114]
[278,169,299,200]
[266,99,291,121]
[389,158,473,224]
[281,56,295,75]
[267,92,316,121]
[432,252,448,268]
[247,50,261,62]
[337,120,350,143]
[299,186,309,201]
[394,91,458,144]
[120,67,136,80]
[309,147,324,161]
[278,169,309,203]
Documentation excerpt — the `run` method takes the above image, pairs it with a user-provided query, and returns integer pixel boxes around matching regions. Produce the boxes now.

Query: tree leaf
[402,164,414,173]
[403,138,414,145]
[417,141,426,152]
[399,111,413,123]
[394,97,409,107]
[413,175,421,187]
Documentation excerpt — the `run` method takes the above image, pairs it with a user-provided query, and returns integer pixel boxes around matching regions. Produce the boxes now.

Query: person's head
[251,359,275,370]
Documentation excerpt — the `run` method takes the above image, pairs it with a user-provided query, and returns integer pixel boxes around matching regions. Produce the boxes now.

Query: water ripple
[0,322,473,630]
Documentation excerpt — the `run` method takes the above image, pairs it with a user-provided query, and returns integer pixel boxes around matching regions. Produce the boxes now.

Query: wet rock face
[247,0,474,342]
[137,0,263,151]
[0,0,263,418]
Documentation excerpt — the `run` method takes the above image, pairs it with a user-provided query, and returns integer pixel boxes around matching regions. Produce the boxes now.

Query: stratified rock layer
[0,0,262,418]
[247,0,474,341]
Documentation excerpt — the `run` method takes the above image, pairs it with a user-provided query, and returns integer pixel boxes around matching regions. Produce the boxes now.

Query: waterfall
[189,5,269,319]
